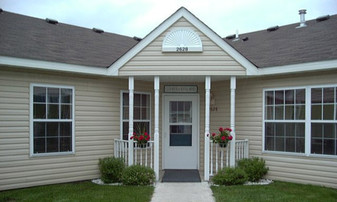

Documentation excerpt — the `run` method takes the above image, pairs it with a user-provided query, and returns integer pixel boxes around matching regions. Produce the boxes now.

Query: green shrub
[98,157,125,183]
[212,167,248,186]
[237,157,269,182]
[122,165,155,186]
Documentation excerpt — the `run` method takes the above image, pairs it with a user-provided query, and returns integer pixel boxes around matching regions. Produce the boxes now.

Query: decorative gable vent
[162,28,203,52]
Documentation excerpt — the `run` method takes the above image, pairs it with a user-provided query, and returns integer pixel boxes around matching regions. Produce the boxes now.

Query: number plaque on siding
[162,28,203,52]
[164,85,198,93]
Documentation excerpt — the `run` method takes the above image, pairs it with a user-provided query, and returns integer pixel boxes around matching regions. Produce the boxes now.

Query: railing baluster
[210,142,213,175]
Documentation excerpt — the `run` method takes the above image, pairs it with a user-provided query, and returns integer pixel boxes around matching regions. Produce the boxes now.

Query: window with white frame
[31,84,74,155]
[311,87,337,155]
[121,92,151,140]
[264,86,337,156]
[264,89,306,153]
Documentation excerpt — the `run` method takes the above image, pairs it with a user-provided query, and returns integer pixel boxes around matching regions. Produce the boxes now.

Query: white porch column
[128,76,134,166]
[204,76,211,181]
[154,76,160,181]
[230,76,236,167]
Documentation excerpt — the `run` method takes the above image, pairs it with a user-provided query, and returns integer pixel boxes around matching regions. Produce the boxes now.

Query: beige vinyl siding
[119,17,246,76]
[0,68,153,191]
[234,70,337,188]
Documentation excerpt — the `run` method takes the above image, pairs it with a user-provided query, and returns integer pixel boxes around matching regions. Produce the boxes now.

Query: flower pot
[218,143,227,148]
[137,143,148,148]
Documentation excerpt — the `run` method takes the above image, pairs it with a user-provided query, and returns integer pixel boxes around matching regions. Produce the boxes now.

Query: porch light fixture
[210,92,217,111]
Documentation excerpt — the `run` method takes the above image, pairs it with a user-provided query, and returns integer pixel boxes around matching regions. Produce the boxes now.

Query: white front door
[163,94,199,169]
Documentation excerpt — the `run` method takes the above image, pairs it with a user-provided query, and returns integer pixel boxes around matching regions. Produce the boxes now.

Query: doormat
[162,169,201,182]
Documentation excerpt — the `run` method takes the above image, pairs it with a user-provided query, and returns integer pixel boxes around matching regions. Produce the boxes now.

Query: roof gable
[107,7,258,75]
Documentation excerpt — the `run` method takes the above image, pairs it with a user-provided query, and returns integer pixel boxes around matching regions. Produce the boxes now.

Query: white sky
[1,0,336,38]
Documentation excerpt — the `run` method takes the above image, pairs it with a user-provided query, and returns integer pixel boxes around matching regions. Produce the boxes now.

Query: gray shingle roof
[224,15,337,68]
[0,11,138,68]
[1,10,336,69]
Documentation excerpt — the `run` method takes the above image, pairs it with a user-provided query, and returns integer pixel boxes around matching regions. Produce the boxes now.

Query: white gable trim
[107,7,259,76]
[0,56,108,75]
[258,59,337,75]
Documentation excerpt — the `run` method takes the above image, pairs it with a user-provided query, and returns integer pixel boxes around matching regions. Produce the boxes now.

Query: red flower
[139,136,144,140]
[225,128,232,132]
[219,127,224,132]
[212,133,216,137]
[144,132,148,136]
[133,132,136,135]
[146,137,150,141]
[221,136,226,141]
[228,135,233,140]
[130,136,134,140]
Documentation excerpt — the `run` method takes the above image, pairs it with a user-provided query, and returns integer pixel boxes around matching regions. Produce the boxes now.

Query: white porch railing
[114,139,154,169]
[209,139,249,176]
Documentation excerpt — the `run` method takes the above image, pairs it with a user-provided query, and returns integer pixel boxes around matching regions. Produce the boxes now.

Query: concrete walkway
[151,182,215,202]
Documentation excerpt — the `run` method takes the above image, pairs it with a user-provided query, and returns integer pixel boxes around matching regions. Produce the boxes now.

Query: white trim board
[0,56,108,76]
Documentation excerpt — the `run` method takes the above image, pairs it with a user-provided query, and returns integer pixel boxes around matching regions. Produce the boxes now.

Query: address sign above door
[162,28,203,52]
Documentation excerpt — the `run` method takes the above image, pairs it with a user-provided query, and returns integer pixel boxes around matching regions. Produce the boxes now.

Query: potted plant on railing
[131,132,150,148]
[210,127,233,148]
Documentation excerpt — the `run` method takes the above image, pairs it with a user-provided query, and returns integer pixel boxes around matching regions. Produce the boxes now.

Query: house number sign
[164,85,198,93]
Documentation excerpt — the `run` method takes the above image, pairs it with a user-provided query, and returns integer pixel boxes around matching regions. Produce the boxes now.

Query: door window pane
[170,125,192,146]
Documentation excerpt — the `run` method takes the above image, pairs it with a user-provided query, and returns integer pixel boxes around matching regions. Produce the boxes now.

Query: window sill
[30,151,75,158]
[262,150,337,159]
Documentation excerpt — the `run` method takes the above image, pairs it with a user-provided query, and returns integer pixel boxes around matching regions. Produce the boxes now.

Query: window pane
[34,138,45,153]
[34,122,45,137]
[61,89,72,103]
[61,104,71,119]
[311,105,322,120]
[170,125,192,146]
[323,104,334,120]
[34,104,46,119]
[60,137,72,152]
[311,88,322,104]
[323,140,335,155]
[295,105,305,120]
[285,138,295,152]
[275,123,285,137]
[285,106,294,120]
[123,93,129,106]
[122,122,128,140]
[60,122,72,137]
[123,106,129,119]
[265,137,274,151]
[296,89,305,104]
[134,106,141,119]
[275,106,284,120]
[275,90,284,105]
[295,123,305,137]
[266,106,273,120]
[265,123,274,137]
[47,122,58,137]
[296,138,305,153]
[48,104,59,119]
[275,137,284,151]
[311,123,322,138]
[285,90,294,104]
[134,94,140,107]
[266,91,274,105]
[142,94,149,107]
[311,139,322,154]
[285,123,295,137]
[323,123,335,138]
[323,88,334,103]
[46,138,58,152]
[48,88,59,103]
[34,87,46,102]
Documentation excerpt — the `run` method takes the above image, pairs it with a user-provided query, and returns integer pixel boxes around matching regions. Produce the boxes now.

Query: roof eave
[258,59,337,75]
[0,56,109,76]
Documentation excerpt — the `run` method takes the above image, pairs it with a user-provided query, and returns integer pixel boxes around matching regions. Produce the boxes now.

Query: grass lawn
[211,181,337,202]
[0,181,154,202]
